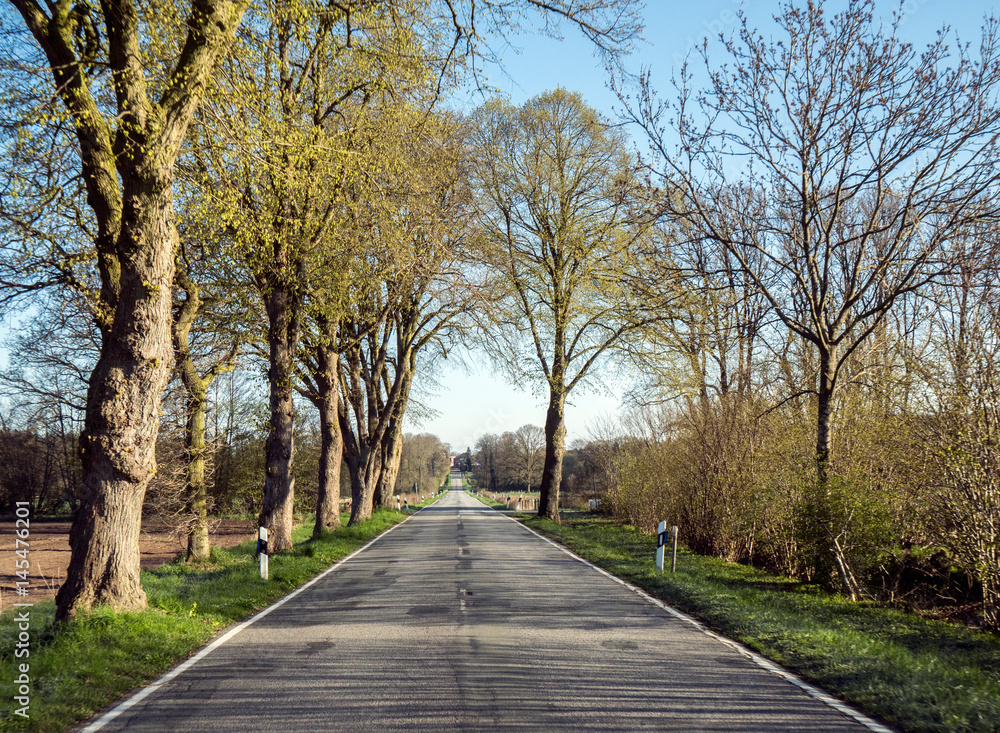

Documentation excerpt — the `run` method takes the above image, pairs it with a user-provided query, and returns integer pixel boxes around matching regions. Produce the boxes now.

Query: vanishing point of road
[87,471,883,732]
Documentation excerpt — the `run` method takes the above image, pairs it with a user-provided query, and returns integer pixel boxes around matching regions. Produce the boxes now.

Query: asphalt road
[88,474,880,732]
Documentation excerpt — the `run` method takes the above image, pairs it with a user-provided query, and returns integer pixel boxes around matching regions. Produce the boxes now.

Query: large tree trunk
[300,317,342,537]
[340,394,375,525]
[346,455,378,524]
[360,455,381,520]
[260,283,298,552]
[56,180,177,620]
[376,425,404,508]
[373,444,391,509]
[537,389,567,523]
[313,386,343,537]
[339,351,374,525]
[351,480,370,521]
[374,373,411,508]
[811,343,859,598]
[371,433,389,510]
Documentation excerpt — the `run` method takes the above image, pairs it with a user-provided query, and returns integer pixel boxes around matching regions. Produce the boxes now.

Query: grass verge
[464,489,507,509]
[521,514,1000,733]
[0,504,434,732]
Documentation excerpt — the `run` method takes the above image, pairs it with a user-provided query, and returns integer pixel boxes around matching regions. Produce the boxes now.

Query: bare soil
[1,517,256,613]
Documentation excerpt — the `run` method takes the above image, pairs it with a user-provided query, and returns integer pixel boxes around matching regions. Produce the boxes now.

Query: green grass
[0,505,433,732]
[410,492,443,508]
[464,489,508,509]
[478,489,539,498]
[521,514,1000,733]
[466,489,541,510]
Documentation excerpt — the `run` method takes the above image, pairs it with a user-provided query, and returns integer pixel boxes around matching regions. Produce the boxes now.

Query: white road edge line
[494,507,895,733]
[81,502,436,732]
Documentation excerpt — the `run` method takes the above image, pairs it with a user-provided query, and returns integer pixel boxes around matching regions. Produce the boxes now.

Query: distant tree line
[469,425,601,503]
[394,433,451,496]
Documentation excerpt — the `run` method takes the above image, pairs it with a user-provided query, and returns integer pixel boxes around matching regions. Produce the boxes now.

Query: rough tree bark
[375,421,404,507]
[538,383,567,522]
[173,273,207,561]
[374,372,412,508]
[260,279,301,552]
[339,344,378,524]
[184,386,210,560]
[60,177,177,618]
[299,316,343,537]
[345,445,380,523]
[314,390,343,536]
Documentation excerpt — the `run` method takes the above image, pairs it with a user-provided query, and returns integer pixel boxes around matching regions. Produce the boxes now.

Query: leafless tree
[619,0,1000,596]
[0,293,93,514]
[512,424,544,493]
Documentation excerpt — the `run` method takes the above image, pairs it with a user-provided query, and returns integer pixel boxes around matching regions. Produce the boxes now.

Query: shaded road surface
[91,476,879,732]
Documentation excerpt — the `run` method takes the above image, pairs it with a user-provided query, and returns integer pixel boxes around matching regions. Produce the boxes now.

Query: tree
[474,433,500,492]
[622,0,1000,594]
[927,396,1000,631]
[4,0,246,620]
[0,0,641,616]
[624,224,772,403]
[171,253,239,560]
[335,105,473,523]
[395,432,449,495]
[191,0,430,550]
[472,429,547,492]
[297,312,345,537]
[917,225,1000,630]
[512,424,544,492]
[469,88,649,521]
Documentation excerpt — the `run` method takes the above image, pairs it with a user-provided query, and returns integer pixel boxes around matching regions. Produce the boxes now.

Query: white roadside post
[258,527,269,580]
[671,525,679,573]
[656,521,666,572]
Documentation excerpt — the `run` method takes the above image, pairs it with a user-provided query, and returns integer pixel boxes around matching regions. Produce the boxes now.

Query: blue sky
[416,0,1000,451]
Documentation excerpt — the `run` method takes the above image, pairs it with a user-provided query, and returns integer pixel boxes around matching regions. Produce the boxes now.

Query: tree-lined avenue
[90,472,874,732]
